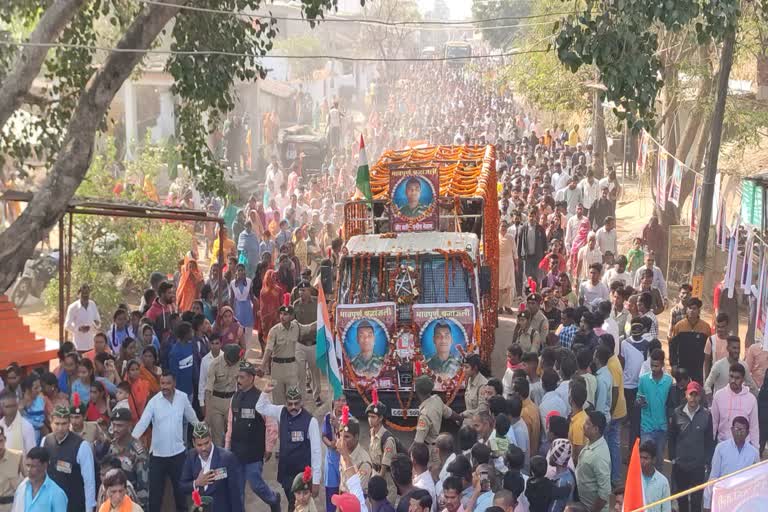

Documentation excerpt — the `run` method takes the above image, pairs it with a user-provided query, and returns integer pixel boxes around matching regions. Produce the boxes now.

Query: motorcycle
[11,251,59,308]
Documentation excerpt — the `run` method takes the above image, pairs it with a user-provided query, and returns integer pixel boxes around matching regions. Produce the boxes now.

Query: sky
[417,0,473,20]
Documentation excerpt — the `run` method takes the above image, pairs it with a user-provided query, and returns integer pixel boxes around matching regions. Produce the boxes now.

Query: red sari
[259,269,285,338]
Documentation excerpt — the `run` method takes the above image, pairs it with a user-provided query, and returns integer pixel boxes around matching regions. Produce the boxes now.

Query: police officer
[260,303,316,405]
[0,425,22,512]
[366,400,398,503]
[338,417,372,496]
[292,281,321,407]
[69,397,108,462]
[225,361,280,512]
[108,408,149,511]
[205,344,241,447]
[413,375,462,471]
[43,405,96,512]
[461,354,488,424]
[255,383,321,511]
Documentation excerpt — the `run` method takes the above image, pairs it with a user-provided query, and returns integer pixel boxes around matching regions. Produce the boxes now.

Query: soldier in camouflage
[108,408,149,510]
[425,320,461,377]
[350,320,384,376]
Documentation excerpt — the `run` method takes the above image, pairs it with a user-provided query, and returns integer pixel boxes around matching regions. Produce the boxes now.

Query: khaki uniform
[0,449,22,512]
[340,443,372,495]
[369,426,398,503]
[462,373,489,420]
[205,356,240,446]
[293,300,321,403]
[108,435,149,510]
[266,320,314,404]
[415,394,453,468]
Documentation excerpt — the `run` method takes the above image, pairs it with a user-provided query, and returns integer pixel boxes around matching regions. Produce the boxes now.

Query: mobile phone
[480,469,490,491]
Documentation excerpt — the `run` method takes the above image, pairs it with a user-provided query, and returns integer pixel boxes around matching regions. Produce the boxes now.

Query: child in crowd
[524,455,572,512]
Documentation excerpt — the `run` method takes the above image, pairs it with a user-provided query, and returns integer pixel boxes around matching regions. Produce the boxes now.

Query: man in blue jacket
[169,322,195,398]
[180,422,243,512]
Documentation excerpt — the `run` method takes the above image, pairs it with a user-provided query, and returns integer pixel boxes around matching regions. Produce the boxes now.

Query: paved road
[236,315,517,510]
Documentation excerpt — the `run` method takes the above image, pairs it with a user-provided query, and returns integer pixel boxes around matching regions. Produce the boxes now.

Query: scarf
[99,495,136,512]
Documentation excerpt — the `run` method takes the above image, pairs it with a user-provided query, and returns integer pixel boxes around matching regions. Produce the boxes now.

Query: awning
[259,79,295,98]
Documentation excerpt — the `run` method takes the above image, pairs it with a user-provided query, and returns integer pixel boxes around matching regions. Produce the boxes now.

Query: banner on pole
[668,161,682,207]
[657,154,668,210]
[690,175,701,240]
[711,461,768,511]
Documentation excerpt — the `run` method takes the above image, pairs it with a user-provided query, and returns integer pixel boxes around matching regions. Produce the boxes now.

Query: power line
[0,40,549,61]
[134,0,571,26]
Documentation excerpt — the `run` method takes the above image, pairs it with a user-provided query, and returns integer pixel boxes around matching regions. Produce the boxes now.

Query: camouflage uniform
[351,353,384,376]
[426,355,461,376]
[109,435,149,510]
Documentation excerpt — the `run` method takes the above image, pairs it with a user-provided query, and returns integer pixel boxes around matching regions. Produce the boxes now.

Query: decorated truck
[334,145,500,423]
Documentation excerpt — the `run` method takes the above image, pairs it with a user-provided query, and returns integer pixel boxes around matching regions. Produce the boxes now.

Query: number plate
[390,408,420,417]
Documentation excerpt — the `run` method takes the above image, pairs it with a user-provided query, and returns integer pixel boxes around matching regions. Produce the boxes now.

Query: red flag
[623,439,645,511]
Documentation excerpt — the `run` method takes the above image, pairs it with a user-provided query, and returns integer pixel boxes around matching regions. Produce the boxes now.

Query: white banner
[712,461,768,511]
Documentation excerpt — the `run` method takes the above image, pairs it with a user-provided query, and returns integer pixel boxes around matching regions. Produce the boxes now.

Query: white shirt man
[603,267,633,288]
[64,292,101,351]
[0,409,35,455]
[595,225,617,256]
[265,162,284,195]
[413,467,437,512]
[578,176,601,210]
[197,345,222,409]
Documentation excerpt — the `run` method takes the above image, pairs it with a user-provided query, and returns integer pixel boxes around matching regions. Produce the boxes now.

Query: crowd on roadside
[2,61,768,512]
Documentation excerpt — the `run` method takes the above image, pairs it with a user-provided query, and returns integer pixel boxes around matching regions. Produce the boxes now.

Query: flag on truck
[315,280,343,399]
[354,134,373,205]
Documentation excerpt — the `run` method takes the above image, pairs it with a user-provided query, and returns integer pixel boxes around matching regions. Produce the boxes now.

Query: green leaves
[552,0,741,130]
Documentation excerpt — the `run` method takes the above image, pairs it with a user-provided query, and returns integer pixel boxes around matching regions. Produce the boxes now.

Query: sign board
[668,225,695,262]
[742,179,764,228]
[691,274,704,299]
[337,302,396,379]
[389,167,439,232]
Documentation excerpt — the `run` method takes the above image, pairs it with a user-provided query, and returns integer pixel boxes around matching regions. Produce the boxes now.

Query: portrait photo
[419,317,467,378]
[392,175,435,218]
[343,318,390,377]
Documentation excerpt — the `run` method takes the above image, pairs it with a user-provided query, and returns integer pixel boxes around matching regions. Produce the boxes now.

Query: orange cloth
[176,255,204,312]
[259,270,285,337]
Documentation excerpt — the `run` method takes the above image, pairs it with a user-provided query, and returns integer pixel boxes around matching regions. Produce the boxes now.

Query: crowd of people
[2,62,767,512]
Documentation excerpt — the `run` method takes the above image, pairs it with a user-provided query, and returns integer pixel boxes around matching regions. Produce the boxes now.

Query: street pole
[692,27,736,284]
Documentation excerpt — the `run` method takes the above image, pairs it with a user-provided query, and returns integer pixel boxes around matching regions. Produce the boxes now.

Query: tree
[471,0,532,50]
[361,0,421,71]
[0,0,357,293]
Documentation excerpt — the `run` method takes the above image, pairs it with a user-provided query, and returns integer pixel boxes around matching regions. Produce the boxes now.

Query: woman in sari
[210,225,235,266]
[176,255,204,313]
[214,305,245,348]
[124,360,150,421]
[293,227,309,269]
[259,269,285,349]
[206,262,230,305]
[86,381,110,425]
[569,217,591,274]
[139,346,162,396]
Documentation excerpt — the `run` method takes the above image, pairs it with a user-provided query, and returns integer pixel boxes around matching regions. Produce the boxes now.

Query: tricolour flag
[623,439,645,511]
[315,280,343,399]
[354,134,373,204]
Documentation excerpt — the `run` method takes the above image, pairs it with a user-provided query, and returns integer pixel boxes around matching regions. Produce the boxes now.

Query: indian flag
[315,280,343,399]
[354,134,373,204]
[623,439,645,511]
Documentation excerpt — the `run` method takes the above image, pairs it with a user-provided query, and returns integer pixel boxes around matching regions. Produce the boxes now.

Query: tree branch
[0,0,87,132]
[0,0,188,292]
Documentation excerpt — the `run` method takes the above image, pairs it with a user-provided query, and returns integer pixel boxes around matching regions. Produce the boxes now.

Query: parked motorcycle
[10,251,59,308]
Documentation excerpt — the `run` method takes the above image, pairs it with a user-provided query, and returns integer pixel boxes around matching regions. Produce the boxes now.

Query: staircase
[0,295,59,369]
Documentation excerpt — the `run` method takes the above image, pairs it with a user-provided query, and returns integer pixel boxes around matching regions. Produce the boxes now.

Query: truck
[334,144,500,425]
[444,41,472,66]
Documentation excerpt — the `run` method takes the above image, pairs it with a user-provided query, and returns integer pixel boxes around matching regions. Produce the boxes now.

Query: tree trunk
[0,0,86,131]
[758,53,768,101]
[592,86,607,177]
[0,1,187,293]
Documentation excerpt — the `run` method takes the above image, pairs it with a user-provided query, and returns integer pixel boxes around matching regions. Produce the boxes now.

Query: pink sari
[569,218,591,272]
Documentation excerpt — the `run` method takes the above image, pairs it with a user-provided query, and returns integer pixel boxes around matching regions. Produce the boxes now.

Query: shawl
[569,218,591,272]
[177,255,203,312]
[215,305,244,345]
[293,228,309,269]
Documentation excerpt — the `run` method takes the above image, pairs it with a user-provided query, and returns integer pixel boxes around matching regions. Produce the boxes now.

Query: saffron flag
[354,134,373,205]
[623,439,645,512]
[315,280,343,399]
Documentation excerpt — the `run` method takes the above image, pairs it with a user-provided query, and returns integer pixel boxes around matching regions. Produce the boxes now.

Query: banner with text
[711,461,768,511]
[389,167,439,232]
[412,303,474,384]
[337,302,396,380]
